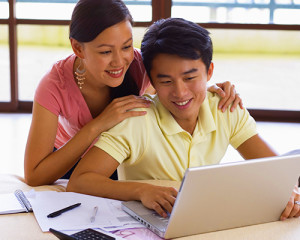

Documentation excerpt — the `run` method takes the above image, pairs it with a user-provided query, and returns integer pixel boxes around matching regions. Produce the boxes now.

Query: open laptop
[122,154,300,239]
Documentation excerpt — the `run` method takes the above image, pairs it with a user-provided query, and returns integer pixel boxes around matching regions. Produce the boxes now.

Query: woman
[24,0,242,186]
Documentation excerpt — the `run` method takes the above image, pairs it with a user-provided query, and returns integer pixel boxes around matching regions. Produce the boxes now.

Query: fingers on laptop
[153,187,177,218]
[280,185,300,220]
[291,187,300,218]
[143,186,177,218]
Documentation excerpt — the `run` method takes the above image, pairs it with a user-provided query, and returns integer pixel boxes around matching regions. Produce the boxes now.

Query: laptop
[122,154,300,239]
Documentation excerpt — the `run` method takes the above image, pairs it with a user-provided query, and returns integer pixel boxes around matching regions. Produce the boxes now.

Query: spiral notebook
[0,189,32,214]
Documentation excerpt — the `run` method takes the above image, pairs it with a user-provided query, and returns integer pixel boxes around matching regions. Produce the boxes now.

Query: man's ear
[70,38,84,59]
[207,62,214,82]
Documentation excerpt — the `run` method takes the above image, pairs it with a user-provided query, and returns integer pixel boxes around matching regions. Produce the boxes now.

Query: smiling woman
[23,0,153,186]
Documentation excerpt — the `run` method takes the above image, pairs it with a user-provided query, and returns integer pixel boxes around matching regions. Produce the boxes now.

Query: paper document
[0,190,32,214]
[28,191,143,232]
[111,227,164,240]
[0,193,27,214]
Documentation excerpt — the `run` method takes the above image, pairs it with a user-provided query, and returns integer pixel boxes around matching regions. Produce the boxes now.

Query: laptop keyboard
[151,212,169,231]
[71,229,115,240]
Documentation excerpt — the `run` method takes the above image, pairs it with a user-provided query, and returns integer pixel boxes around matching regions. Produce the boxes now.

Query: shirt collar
[150,94,216,136]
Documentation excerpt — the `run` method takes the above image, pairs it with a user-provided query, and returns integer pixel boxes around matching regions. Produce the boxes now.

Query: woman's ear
[70,38,84,59]
[207,62,214,82]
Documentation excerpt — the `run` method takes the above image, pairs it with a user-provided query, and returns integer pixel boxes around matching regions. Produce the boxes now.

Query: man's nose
[173,81,188,98]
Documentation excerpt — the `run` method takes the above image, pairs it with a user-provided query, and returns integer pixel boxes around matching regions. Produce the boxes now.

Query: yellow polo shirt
[95,92,257,181]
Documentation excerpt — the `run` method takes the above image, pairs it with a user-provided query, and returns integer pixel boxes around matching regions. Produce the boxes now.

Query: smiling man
[67,18,299,220]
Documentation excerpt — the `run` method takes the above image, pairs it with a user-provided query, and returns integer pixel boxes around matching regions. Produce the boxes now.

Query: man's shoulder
[109,98,157,133]
[206,91,222,111]
[204,91,246,123]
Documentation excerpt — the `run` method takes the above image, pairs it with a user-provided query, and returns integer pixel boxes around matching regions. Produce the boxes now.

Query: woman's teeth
[107,69,122,75]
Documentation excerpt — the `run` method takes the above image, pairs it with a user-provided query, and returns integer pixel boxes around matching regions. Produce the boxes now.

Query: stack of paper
[28,191,143,232]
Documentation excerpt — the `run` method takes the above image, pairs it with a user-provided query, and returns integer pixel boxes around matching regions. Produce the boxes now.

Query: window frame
[1,0,300,122]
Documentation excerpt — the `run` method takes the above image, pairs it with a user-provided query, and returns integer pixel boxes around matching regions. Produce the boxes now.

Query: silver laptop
[122,154,300,239]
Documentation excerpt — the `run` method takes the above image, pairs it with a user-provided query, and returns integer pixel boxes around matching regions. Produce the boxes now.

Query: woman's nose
[111,51,123,67]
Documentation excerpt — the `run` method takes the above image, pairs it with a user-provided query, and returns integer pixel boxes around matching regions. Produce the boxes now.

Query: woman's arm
[24,96,151,186]
[67,146,177,218]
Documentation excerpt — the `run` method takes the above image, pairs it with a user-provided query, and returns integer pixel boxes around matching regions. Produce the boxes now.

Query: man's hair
[141,18,213,81]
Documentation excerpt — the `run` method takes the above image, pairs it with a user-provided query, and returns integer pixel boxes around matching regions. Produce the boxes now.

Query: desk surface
[1,174,300,240]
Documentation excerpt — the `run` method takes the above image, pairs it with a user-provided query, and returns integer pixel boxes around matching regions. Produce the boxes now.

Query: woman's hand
[207,81,243,112]
[139,184,178,218]
[95,95,151,133]
[280,185,300,221]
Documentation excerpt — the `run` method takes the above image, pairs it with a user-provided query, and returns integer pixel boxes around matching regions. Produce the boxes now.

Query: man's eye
[161,81,171,84]
[123,45,132,50]
[185,76,196,81]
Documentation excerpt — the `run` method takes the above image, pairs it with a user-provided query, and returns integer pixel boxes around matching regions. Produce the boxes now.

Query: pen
[90,206,98,223]
[47,203,81,218]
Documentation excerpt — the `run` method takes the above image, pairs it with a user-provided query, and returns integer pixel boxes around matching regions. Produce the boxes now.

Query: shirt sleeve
[221,105,258,149]
[94,108,149,164]
[34,66,62,117]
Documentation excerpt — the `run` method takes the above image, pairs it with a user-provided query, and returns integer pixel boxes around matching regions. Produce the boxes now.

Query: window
[1,0,300,121]
[171,0,300,25]
[172,0,300,113]
[0,0,8,19]
[0,25,10,102]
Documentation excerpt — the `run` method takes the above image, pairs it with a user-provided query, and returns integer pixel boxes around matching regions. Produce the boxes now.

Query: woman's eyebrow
[96,37,133,48]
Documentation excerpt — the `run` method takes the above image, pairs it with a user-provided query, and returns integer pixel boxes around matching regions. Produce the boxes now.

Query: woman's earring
[75,58,86,90]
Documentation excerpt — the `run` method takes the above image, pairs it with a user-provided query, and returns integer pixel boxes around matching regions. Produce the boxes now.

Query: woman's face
[80,20,134,88]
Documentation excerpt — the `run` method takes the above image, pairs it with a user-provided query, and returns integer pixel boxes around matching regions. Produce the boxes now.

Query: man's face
[150,53,213,131]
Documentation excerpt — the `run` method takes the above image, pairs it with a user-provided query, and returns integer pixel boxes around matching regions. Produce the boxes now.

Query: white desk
[1,174,300,240]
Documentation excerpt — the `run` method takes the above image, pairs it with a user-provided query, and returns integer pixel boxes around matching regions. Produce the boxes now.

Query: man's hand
[139,184,178,218]
[280,185,300,220]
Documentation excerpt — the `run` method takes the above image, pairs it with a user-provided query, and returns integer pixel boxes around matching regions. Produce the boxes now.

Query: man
[67,18,299,220]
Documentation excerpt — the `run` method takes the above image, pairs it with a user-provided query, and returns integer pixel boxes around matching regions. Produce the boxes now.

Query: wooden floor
[0,113,299,177]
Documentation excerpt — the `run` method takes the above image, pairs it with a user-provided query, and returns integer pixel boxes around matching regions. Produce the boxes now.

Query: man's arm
[236,134,277,160]
[67,146,177,217]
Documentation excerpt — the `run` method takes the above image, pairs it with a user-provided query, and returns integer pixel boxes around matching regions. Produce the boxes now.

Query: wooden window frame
[1,0,299,122]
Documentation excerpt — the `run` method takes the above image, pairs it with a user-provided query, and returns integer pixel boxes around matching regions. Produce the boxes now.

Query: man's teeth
[176,100,189,106]
[107,69,122,74]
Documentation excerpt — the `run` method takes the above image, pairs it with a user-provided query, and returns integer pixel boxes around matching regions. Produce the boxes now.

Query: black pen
[47,203,81,218]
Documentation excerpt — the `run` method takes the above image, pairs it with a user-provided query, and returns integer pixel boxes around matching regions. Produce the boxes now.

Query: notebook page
[0,193,26,214]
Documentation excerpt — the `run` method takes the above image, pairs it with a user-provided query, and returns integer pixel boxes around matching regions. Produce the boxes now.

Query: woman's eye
[100,51,111,55]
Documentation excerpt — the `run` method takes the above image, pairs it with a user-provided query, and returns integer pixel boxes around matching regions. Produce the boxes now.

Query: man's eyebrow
[182,68,198,75]
[156,73,171,78]
[156,68,198,78]
[96,37,133,48]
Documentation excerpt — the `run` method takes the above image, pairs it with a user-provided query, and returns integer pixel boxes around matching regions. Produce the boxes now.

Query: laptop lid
[122,154,300,239]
